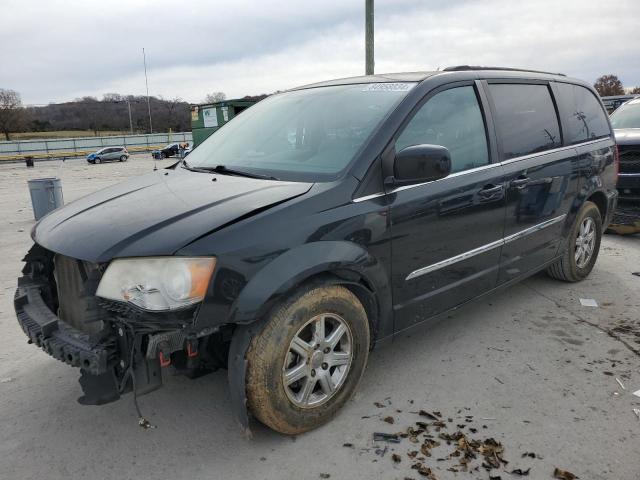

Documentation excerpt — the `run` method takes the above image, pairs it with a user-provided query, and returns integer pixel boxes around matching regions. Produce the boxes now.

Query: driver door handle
[478,184,503,197]
[510,176,530,188]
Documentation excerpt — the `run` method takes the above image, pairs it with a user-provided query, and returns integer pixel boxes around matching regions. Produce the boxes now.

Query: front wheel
[547,201,602,282]
[94,157,101,164]
[246,284,370,435]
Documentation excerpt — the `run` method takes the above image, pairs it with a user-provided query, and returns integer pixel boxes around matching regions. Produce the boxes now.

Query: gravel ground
[0,155,639,480]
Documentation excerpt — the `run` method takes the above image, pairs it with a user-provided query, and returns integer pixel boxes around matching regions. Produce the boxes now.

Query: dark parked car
[86,146,129,164]
[610,98,640,201]
[15,67,617,435]
[152,143,182,159]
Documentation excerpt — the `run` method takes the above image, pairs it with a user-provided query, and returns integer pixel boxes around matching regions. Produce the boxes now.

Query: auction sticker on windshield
[361,82,415,92]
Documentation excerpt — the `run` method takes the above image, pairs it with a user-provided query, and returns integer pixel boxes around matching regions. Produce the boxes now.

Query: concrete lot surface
[0,156,639,480]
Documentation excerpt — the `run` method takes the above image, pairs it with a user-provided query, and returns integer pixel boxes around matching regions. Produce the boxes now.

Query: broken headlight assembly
[96,257,216,311]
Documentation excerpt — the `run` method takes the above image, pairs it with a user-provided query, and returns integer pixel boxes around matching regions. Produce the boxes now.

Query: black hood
[34,168,312,263]
[614,128,640,146]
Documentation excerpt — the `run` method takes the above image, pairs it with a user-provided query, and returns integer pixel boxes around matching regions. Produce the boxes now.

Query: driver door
[389,83,506,332]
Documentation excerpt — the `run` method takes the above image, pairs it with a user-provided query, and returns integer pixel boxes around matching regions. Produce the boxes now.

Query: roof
[293,71,439,90]
[293,66,571,91]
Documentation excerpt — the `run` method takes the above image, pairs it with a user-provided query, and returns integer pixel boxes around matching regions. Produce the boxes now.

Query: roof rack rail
[443,65,566,77]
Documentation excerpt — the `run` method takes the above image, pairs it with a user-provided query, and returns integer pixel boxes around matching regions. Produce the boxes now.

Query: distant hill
[25,95,191,135]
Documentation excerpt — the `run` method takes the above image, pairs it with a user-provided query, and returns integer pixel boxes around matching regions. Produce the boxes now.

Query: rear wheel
[546,201,602,282]
[119,155,127,162]
[246,284,370,435]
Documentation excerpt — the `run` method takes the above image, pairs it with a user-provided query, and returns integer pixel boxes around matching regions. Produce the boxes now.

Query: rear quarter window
[554,83,611,144]
[488,83,561,160]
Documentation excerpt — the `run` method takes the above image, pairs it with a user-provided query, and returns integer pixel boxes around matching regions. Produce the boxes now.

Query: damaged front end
[15,244,231,409]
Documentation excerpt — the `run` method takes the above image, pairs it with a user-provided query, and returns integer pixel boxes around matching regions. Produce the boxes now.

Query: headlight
[96,257,216,311]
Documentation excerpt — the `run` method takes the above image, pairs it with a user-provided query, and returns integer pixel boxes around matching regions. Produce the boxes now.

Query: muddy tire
[246,284,370,435]
[546,201,602,282]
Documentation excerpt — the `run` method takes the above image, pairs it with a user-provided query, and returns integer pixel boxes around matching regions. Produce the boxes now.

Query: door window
[488,84,561,160]
[395,86,489,173]
[554,83,611,143]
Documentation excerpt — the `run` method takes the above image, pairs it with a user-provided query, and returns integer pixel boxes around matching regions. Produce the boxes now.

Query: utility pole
[126,98,133,135]
[142,47,153,133]
[365,0,374,75]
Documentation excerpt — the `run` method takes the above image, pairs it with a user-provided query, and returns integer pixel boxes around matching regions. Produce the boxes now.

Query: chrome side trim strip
[503,214,567,244]
[352,192,386,203]
[405,214,567,281]
[618,173,640,177]
[405,238,504,280]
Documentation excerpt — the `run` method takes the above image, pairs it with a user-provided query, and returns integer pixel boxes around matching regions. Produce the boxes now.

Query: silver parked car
[87,147,129,164]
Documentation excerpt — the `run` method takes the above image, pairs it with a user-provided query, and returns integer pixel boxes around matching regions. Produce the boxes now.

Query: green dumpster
[190,98,260,148]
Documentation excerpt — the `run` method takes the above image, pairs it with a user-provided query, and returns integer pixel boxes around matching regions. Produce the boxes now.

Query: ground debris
[392,453,402,463]
[419,410,440,420]
[342,443,354,448]
[510,467,530,475]
[373,432,401,443]
[137,417,156,429]
[383,416,395,424]
[411,462,437,478]
[553,467,579,479]
[319,474,331,479]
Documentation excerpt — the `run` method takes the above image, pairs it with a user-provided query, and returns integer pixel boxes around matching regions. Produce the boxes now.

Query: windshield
[185,83,415,181]
[610,99,640,129]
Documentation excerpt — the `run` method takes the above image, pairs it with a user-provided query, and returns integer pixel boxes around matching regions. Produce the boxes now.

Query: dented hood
[33,168,312,263]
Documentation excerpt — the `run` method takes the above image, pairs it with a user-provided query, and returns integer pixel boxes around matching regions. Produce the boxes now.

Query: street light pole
[142,47,153,134]
[365,0,374,75]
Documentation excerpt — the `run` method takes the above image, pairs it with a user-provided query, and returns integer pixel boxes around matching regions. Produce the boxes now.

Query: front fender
[227,240,391,329]
[226,240,391,435]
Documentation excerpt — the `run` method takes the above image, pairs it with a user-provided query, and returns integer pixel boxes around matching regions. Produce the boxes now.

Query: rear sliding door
[484,82,580,283]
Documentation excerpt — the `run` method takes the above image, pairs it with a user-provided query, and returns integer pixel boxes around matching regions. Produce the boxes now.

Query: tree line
[0,93,192,140]
[1,76,639,141]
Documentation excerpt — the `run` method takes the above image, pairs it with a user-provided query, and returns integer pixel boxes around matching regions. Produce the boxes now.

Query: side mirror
[391,144,452,186]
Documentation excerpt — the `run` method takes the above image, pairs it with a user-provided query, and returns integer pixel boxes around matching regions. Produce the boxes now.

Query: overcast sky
[3,0,639,105]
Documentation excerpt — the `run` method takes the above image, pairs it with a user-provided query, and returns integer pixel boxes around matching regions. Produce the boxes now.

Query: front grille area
[619,146,640,174]
[53,255,106,334]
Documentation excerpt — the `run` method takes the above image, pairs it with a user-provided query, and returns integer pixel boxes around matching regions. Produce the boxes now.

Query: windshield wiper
[181,159,211,173]
[182,160,278,180]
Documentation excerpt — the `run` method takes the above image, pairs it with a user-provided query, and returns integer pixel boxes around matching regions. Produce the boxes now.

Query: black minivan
[15,67,618,435]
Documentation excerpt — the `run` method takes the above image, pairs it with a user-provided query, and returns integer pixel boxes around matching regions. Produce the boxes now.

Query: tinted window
[489,84,561,159]
[396,86,488,173]
[555,83,611,142]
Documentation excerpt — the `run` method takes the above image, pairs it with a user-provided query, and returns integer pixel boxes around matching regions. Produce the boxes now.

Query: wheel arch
[228,240,391,346]
[585,190,607,221]
[226,240,391,436]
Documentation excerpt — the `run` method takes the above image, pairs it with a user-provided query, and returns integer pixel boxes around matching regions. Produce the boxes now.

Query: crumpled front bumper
[14,277,111,376]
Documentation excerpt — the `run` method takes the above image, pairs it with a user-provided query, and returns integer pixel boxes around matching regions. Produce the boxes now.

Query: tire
[246,284,370,435]
[160,152,166,159]
[119,155,127,162]
[546,201,602,282]
[95,157,101,164]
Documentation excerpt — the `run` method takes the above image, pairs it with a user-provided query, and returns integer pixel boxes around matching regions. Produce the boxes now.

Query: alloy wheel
[575,217,596,268]
[282,313,353,408]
